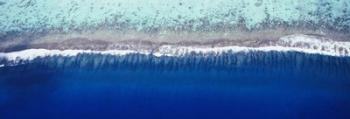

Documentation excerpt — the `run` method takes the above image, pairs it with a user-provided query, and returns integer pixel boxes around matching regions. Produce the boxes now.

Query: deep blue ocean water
[0,51,350,119]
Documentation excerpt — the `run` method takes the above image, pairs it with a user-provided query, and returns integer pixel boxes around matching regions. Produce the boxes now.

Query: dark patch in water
[255,0,263,7]
[0,1,5,6]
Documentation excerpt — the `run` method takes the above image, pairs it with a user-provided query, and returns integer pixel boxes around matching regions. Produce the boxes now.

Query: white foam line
[0,45,347,62]
[0,49,142,61]
[156,45,347,57]
[0,34,349,66]
[278,34,350,56]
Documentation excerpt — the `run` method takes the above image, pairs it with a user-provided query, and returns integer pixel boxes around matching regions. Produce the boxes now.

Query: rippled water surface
[0,52,350,119]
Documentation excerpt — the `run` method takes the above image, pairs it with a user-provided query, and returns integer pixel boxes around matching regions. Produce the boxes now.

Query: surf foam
[0,34,349,67]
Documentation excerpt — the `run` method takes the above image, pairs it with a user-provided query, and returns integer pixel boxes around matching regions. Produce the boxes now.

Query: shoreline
[1,27,349,53]
[1,34,350,64]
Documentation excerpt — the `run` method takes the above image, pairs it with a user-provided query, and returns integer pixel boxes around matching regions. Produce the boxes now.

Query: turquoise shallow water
[0,0,349,32]
[0,52,350,119]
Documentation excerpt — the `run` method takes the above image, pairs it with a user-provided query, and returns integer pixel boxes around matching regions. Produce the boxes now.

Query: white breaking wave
[0,34,349,67]
[0,49,144,63]
[278,34,350,56]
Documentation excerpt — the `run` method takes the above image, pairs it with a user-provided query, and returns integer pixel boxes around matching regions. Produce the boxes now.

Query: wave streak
[0,34,349,67]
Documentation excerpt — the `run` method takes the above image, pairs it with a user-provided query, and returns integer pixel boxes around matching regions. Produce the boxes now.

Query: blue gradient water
[0,52,350,119]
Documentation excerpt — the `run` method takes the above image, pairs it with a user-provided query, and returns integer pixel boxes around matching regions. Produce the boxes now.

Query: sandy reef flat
[0,27,349,52]
[0,0,349,56]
